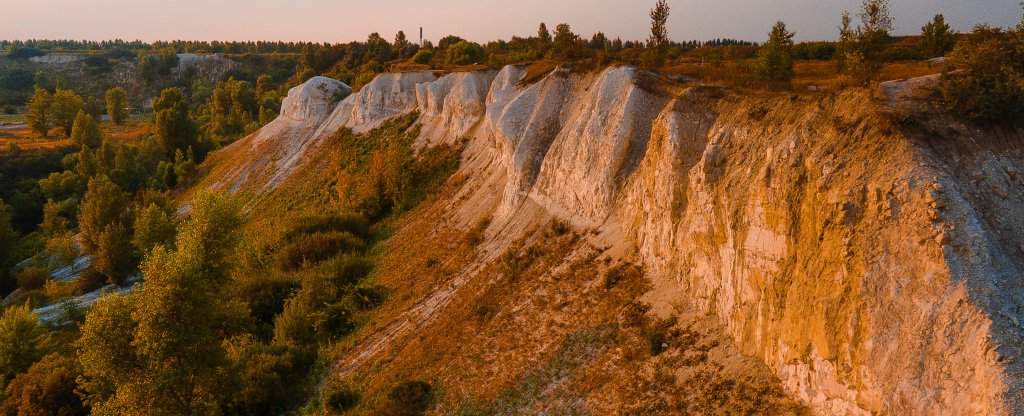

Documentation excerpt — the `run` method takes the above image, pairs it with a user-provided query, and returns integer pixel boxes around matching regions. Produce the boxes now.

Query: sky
[1,0,1021,44]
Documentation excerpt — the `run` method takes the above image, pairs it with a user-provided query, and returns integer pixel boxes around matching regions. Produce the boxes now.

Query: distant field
[0,119,152,150]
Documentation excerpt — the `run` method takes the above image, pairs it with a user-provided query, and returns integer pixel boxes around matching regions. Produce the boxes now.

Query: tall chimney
[420,27,423,47]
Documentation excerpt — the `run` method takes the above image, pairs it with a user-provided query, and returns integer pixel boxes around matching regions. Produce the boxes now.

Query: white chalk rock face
[486,68,572,211]
[415,70,498,147]
[531,67,668,223]
[486,65,528,108]
[279,76,351,122]
[330,71,437,134]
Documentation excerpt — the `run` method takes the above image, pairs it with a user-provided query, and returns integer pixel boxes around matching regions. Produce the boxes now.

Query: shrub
[412,49,434,65]
[465,217,491,246]
[16,266,49,291]
[0,353,87,416]
[446,41,485,66]
[645,317,677,356]
[324,382,360,413]
[0,304,53,380]
[276,231,366,271]
[340,285,387,311]
[330,254,373,288]
[231,270,301,327]
[286,213,370,242]
[549,220,570,236]
[940,25,1024,124]
[317,302,356,341]
[388,380,433,415]
[603,264,641,289]
[273,295,316,347]
[73,266,108,294]
[223,336,314,415]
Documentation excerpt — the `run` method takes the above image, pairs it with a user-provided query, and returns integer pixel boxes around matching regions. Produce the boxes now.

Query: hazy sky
[2,0,1021,44]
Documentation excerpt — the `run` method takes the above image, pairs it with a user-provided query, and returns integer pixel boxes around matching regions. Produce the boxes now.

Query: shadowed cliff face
[200,65,1024,415]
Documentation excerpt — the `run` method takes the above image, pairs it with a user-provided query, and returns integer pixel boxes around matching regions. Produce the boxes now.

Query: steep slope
[198,65,1024,415]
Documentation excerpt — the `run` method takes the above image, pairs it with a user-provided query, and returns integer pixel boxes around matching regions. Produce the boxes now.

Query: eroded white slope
[204,67,1024,415]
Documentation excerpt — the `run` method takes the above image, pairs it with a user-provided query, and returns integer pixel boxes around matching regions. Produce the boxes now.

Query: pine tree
[857,0,893,65]
[24,87,52,138]
[756,21,796,82]
[537,23,552,56]
[919,14,956,58]
[646,0,671,67]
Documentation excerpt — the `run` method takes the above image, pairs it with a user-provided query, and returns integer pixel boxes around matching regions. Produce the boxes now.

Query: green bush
[940,25,1024,124]
[223,336,314,415]
[388,380,433,415]
[317,302,356,341]
[329,254,373,288]
[16,266,49,291]
[231,270,301,327]
[340,285,387,311]
[276,231,366,271]
[412,49,434,65]
[285,213,370,242]
[0,353,87,416]
[273,294,316,347]
[324,382,360,413]
[446,41,485,66]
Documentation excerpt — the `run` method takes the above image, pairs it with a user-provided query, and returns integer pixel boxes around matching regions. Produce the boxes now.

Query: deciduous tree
[0,304,52,381]
[70,110,103,148]
[51,89,84,137]
[153,87,198,155]
[24,87,52,138]
[77,175,130,255]
[105,86,128,125]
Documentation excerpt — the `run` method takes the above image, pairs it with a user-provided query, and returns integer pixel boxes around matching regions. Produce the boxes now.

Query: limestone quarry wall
[205,66,1024,415]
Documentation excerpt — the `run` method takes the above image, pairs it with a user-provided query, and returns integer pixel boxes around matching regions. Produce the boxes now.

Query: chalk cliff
[201,65,1024,415]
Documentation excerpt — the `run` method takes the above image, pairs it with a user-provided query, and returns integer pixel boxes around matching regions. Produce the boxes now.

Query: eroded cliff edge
[202,65,1024,415]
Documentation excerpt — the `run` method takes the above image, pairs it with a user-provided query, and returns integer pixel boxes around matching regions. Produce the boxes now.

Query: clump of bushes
[939,24,1024,124]
[387,380,434,416]
[16,266,49,291]
[645,317,678,356]
[0,353,87,416]
[323,382,361,413]
[284,213,370,242]
[276,231,366,271]
[603,263,642,289]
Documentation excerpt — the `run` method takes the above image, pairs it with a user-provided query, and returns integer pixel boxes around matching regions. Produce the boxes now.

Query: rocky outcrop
[416,70,498,147]
[201,66,1024,415]
[323,71,436,135]
[207,76,350,192]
